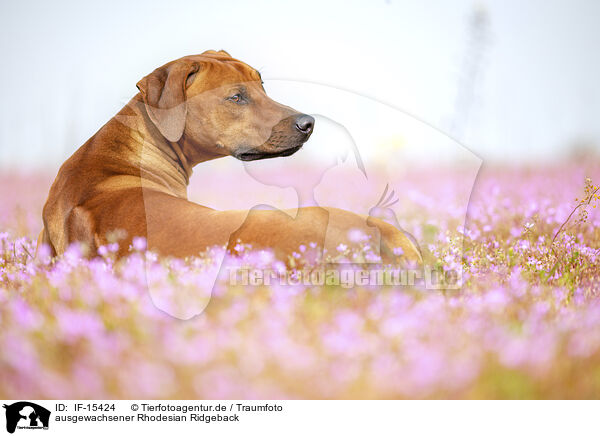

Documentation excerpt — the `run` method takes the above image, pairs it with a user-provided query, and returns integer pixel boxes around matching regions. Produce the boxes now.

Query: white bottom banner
[0,400,596,435]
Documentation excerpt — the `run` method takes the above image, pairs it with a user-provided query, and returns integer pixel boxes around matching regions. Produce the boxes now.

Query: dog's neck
[113,98,194,198]
[114,96,230,198]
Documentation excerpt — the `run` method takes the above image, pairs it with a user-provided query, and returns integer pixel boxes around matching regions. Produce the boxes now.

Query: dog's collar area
[169,140,192,185]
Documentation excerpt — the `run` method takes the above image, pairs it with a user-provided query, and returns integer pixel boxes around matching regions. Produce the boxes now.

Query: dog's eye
[227,94,245,104]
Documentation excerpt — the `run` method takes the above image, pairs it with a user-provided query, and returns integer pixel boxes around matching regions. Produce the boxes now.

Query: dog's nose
[295,114,315,135]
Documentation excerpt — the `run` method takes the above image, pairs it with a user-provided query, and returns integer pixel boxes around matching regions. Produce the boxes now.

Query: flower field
[1,161,599,399]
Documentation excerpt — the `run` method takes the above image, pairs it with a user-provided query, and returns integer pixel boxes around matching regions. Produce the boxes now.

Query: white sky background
[0,0,599,169]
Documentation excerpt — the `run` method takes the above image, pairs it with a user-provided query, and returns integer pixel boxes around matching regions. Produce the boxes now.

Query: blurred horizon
[1,0,599,171]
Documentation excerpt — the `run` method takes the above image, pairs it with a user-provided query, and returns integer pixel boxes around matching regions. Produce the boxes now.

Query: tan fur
[38,51,422,266]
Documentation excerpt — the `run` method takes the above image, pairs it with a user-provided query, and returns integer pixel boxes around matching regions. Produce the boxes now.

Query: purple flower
[393,247,404,256]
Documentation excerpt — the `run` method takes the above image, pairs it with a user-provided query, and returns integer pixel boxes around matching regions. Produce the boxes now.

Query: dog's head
[136,50,314,163]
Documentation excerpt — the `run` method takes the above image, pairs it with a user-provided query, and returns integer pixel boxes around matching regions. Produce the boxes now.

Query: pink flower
[132,236,147,251]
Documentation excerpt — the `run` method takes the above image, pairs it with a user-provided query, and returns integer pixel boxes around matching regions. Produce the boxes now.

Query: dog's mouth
[234,144,303,161]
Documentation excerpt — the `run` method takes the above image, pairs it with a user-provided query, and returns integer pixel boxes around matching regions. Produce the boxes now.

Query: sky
[0,0,599,170]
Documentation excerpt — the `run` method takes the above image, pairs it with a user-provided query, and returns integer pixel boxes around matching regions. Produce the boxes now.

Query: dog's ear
[136,60,200,142]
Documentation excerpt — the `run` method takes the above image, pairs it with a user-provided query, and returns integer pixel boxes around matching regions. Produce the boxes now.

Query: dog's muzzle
[233,114,315,161]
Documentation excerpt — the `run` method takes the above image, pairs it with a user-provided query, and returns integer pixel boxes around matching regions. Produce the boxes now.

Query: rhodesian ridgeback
[39,50,421,266]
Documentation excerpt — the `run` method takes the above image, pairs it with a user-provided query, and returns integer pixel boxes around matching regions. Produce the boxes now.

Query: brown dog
[39,50,421,266]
